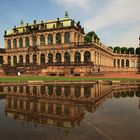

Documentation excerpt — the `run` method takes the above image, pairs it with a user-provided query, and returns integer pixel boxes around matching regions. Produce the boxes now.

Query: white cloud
[53,0,91,10]
[83,0,140,47]
[84,0,140,30]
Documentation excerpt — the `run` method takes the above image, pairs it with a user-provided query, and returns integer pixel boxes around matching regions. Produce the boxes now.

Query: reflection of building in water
[0,83,113,128]
[0,83,140,128]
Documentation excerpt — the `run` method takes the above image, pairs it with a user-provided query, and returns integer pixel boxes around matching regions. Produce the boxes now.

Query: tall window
[40,54,45,64]
[121,59,124,67]
[13,39,17,48]
[64,52,70,63]
[19,38,23,48]
[48,34,53,45]
[7,56,11,65]
[40,35,45,45]
[126,59,129,67]
[114,59,116,67]
[7,39,11,49]
[117,59,120,68]
[25,37,30,47]
[74,52,81,63]
[48,53,53,63]
[26,55,30,64]
[19,55,23,64]
[56,33,61,44]
[33,54,37,63]
[64,32,70,43]
[56,53,61,63]
[74,86,81,98]
[32,36,37,46]
[13,56,17,66]
[84,51,91,63]
[84,86,91,98]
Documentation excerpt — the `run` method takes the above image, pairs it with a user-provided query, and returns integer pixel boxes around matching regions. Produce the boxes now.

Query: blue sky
[0,0,140,48]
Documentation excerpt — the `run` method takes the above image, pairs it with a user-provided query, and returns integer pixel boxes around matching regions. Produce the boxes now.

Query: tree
[114,46,121,53]
[128,47,134,54]
[121,47,128,54]
[136,47,140,54]
[108,46,113,49]
[84,31,100,43]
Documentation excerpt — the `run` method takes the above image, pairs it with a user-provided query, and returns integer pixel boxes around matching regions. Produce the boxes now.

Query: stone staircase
[2,64,17,75]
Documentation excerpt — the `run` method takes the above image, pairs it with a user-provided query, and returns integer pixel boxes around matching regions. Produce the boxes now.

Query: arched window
[33,54,37,63]
[13,56,17,66]
[121,59,124,67]
[126,59,129,67]
[74,32,76,43]
[13,39,17,48]
[26,55,30,64]
[78,35,80,43]
[19,38,23,48]
[7,56,11,65]
[56,53,61,63]
[56,33,61,44]
[74,52,81,63]
[25,37,30,47]
[117,59,120,68]
[74,86,81,98]
[64,32,70,43]
[64,52,70,63]
[32,36,37,46]
[84,51,91,63]
[7,39,11,49]
[40,35,45,45]
[0,56,3,64]
[40,54,45,64]
[48,34,53,45]
[19,55,23,64]
[114,59,116,67]
[56,87,62,96]
[48,53,53,63]
[84,86,91,98]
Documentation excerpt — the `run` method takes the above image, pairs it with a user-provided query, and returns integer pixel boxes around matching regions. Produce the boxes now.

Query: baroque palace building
[0,12,140,76]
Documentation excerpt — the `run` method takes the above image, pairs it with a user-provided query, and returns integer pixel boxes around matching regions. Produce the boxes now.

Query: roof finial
[64,11,69,18]
[20,20,24,25]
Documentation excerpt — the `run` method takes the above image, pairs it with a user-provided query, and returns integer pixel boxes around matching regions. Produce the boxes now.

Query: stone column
[23,54,26,64]
[29,36,32,46]
[23,36,25,48]
[61,51,64,63]
[70,31,75,43]
[61,32,64,44]
[45,34,48,45]
[70,51,75,63]
[17,37,19,48]
[4,39,7,49]
[38,52,41,65]
[11,55,14,66]
[81,51,84,63]
[91,51,94,63]
[53,52,56,63]
[37,34,40,46]
[53,33,56,45]
[11,39,13,49]
[30,54,33,63]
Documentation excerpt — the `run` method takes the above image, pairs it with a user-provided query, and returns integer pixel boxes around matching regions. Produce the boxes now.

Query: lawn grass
[0,76,139,82]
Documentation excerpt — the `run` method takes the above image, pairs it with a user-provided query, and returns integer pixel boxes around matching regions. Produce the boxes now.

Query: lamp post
[139,36,140,47]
